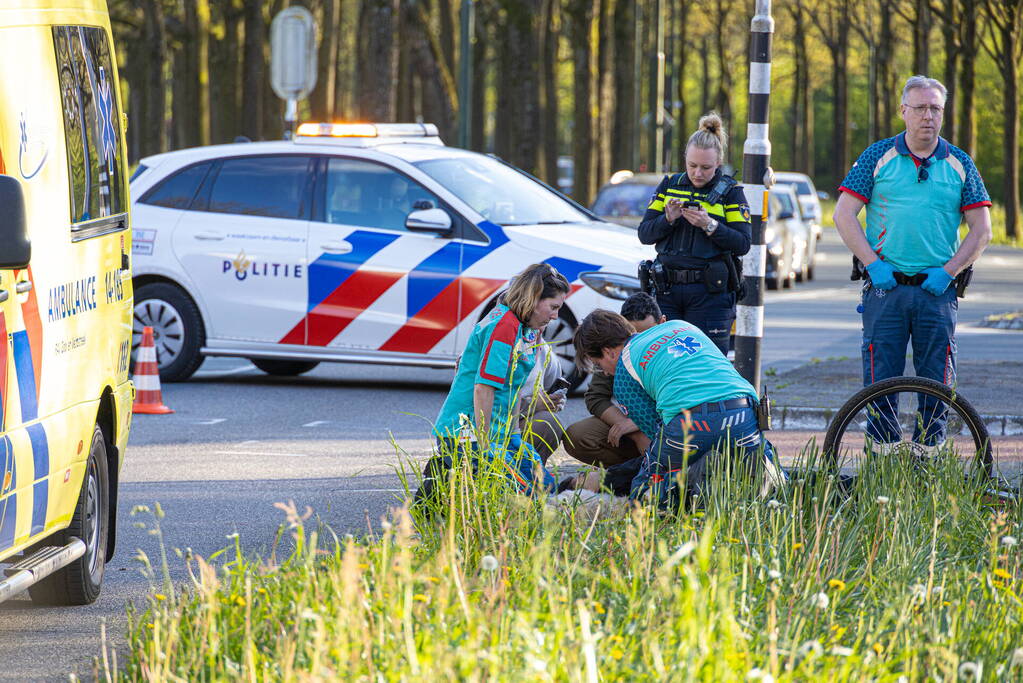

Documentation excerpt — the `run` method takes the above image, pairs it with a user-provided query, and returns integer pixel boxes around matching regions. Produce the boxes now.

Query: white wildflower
[481,554,500,572]
[809,592,830,610]
[797,640,824,658]
[767,569,782,581]
[1002,535,1018,547]
[1011,648,1023,668]
[876,495,890,505]
[766,499,783,510]
[746,668,774,683]
[380,519,393,531]
[830,645,854,657]
[910,583,928,602]
[959,661,982,680]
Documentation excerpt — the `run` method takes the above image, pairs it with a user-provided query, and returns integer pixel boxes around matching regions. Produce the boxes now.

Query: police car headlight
[579,272,642,301]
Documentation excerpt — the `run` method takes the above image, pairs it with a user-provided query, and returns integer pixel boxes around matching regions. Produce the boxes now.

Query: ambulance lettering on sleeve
[47,276,97,322]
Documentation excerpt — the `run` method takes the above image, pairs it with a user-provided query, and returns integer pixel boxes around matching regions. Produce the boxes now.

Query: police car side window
[140,163,211,210]
[53,26,127,227]
[207,155,313,219]
[323,157,442,232]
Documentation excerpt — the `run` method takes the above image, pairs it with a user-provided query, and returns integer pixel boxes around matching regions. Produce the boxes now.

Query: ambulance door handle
[0,290,7,303]
[320,240,353,254]
[15,281,32,294]
[194,232,224,241]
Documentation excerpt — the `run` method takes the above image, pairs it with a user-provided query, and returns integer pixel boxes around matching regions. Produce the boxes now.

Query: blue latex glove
[865,259,897,290]
[921,266,954,296]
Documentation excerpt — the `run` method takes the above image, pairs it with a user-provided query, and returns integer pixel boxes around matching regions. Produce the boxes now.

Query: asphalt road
[1,230,1020,681]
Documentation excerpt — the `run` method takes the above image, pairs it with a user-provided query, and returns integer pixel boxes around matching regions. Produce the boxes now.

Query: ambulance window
[322,158,443,232]
[141,162,211,209]
[207,155,313,219]
[53,26,127,225]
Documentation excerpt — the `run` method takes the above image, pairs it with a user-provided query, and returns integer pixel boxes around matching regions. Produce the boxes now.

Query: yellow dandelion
[426,576,440,583]
[358,563,369,570]
[146,623,155,630]
[594,602,606,615]
[942,601,952,606]
[610,648,624,661]
[234,596,246,607]
[413,594,429,603]
[792,542,804,551]
[610,634,624,643]
[154,593,167,602]
[830,625,848,642]
[872,643,884,656]
[727,537,741,543]
[994,568,1013,581]
[828,579,847,591]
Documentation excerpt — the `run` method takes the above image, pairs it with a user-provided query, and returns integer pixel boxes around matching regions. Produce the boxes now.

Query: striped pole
[734,0,774,392]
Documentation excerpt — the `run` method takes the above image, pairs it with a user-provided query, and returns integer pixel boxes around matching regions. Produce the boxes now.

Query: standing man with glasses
[833,75,993,455]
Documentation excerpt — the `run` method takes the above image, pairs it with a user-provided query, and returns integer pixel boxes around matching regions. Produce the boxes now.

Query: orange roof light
[296,122,378,138]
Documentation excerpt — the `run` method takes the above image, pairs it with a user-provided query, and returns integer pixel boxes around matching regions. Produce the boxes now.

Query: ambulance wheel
[134,282,205,382]
[29,425,109,606]
[251,359,320,376]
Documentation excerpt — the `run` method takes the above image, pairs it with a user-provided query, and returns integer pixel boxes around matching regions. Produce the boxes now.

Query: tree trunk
[540,0,560,184]
[357,0,400,120]
[140,0,168,155]
[713,0,733,146]
[914,0,931,74]
[958,0,977,155]
[241,0,265,139]
[941,14,958,144]
[470,3,488,150]
[313,0,340,121]
[566,0,598,205]
[700,36,711,115]
[1002,24,1020,238]
[878,0,895,137]
[408,1,458,141]
[438,0,456,80]
[596,0,617,185]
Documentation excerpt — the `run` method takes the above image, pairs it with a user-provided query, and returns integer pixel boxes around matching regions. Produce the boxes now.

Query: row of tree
[110,0,1022,237]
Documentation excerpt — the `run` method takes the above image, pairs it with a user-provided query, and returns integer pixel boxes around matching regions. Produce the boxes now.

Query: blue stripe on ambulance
[0,436,16,552]
[306,230,400,312]
[404,220,509,318]
[27,424,48,535]
[12,331,37,421]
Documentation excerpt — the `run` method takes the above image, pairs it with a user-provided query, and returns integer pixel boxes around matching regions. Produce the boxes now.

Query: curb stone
[776,406,1023,436]
[979,311,1023,330]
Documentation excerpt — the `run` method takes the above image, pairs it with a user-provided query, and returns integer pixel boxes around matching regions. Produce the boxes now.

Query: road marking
[196,418,226,425]
[194,364,255,378]
[303,420,329,427]
[215,450,310,458]
[339,489,406,493]
[238,440,261,446]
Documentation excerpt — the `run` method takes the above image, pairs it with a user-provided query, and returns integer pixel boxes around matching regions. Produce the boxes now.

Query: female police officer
[637,112,751,354]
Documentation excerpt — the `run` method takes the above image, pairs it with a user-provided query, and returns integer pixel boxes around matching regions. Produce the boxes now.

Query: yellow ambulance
[0,0,132,604]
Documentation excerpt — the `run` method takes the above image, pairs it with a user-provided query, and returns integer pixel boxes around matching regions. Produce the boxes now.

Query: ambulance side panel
[0,13,132,561]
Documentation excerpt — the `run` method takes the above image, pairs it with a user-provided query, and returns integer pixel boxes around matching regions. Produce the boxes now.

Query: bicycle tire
[822,376,992,477]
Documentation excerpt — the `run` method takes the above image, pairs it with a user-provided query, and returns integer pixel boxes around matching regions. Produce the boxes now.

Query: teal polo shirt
[434,304,539,440]
[839,133,991,275]
[612,321,758,438]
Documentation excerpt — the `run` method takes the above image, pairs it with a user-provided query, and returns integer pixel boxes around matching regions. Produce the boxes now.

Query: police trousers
[656,283,735,355]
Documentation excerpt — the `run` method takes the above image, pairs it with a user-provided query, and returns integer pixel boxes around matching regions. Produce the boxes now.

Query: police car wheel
[251,359,320,376]
[28,425,109,606]
[134,282,205,382]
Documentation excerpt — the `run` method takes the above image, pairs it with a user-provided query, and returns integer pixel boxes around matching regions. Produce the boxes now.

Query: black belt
[666,267,703,284]
[688,396,751,414]
[893,272,927,286]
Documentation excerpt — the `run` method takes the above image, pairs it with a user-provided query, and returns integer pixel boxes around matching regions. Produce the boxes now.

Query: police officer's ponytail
[686,112,727,165]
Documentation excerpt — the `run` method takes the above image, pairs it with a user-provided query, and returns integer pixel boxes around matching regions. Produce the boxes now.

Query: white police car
[129,123,649,384]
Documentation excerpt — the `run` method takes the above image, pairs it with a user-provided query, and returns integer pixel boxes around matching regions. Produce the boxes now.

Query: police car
[129,123,649,384]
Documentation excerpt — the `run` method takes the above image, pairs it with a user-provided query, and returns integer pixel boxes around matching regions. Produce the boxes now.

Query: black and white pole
[734,0,774,392]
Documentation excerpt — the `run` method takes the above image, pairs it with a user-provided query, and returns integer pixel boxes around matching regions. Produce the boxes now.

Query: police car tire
[135,282,205,382]
[28,425,109,606]
[251,359,320,376]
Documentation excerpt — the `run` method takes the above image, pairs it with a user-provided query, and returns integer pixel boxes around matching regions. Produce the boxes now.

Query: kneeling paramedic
[413,264,570,509]
[573,310,784,508]
[637,112,751,354]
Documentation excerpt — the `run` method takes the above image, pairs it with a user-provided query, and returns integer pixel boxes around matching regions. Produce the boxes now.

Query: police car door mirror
[406,207,453,236]
[0,175,31,270]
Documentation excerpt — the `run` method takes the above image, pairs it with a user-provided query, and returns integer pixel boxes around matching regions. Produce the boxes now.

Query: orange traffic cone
[132,326,174,414]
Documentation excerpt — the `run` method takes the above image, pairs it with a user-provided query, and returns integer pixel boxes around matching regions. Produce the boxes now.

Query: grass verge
[110,446,1023,681]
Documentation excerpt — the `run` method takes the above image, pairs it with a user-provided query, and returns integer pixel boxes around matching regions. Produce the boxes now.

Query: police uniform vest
[649,170,745,267]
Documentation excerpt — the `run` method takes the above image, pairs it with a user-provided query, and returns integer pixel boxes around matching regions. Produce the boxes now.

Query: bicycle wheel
[822,376,992,478]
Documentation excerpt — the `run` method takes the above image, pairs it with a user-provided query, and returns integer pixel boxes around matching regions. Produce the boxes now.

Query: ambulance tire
[251,359,320,376]
[134,282,205,382]
[29,425,109,606]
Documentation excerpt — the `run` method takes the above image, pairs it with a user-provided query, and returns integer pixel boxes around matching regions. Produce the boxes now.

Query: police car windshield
[413,156,589,226]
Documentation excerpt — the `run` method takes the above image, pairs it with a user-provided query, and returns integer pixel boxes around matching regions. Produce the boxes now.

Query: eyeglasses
[917,157,930,183]
[905,104,944,117]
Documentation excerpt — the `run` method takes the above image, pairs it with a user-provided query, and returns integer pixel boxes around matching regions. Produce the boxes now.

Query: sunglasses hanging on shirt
[917,157,930,183]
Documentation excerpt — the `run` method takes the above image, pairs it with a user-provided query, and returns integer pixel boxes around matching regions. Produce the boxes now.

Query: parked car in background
[593,171,798,291]
[774,172,823,278]
[130,124,649,388]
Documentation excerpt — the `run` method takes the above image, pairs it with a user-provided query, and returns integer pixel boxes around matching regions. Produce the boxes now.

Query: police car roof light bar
[295,122,440,139]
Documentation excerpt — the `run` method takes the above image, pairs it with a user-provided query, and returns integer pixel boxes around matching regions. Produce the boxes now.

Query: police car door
[301,157,462,356]
[171,154,313,344]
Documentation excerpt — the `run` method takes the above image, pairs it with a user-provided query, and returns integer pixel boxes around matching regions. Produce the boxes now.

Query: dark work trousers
[656,283,736,355]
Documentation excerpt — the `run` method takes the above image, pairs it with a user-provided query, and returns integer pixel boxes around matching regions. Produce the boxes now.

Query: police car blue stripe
[12,331,37,421]
[404,220,510,319]
[543,256,602,283]
[306,230,401,313]
[27,424,48,535]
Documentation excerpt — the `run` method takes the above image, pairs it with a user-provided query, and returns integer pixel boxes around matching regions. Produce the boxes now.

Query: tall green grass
[109,440,1023,681]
